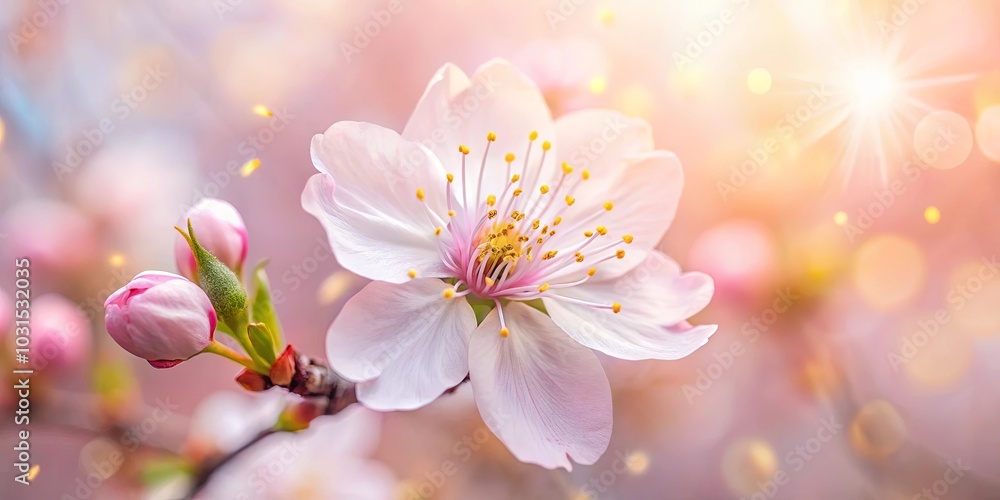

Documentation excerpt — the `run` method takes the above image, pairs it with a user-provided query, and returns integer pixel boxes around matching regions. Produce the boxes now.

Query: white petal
[553,109,653,188]
[402,59,556,208]
[469,302,612,470]
[326,279,475,410]
[303,122,455,283]
[549,150,684,280]
[403,63,471,141]
[544,251,716,361]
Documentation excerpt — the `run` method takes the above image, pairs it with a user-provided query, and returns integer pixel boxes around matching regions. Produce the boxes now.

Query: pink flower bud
[32,294,91,371]
[104,271,216,368]
[174,199,248,280]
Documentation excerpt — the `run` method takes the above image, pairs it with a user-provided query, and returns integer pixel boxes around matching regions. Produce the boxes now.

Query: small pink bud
[174,199,248,280]
[104,271,216,368]
[31,294,91,371]
[269,345,296,386]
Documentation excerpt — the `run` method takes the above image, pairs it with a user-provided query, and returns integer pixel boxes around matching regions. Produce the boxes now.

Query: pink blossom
[174,199,249,280]
[30,294,91,371]
[104,271,216,368]
[302,60,716,470]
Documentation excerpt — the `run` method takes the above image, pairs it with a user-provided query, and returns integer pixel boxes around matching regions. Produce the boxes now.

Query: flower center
[414,130,631,335]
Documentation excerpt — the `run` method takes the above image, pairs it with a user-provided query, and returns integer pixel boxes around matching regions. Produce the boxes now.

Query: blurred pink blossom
[31,294,91,371]
[174,198,249,280]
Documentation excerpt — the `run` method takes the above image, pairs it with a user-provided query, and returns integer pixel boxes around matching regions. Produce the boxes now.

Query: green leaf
[250,261,284,348]
[247,323,277,365]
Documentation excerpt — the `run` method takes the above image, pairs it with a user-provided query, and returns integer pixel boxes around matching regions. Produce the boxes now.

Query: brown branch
[185,350,356,498]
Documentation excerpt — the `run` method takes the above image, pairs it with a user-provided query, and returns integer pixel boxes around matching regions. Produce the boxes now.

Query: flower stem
[202,341,264,374]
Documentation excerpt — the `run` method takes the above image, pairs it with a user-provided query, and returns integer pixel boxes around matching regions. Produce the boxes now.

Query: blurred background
[1,0,999,498]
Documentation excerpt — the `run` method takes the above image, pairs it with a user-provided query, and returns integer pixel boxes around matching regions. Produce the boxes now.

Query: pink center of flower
[415,131,631,336]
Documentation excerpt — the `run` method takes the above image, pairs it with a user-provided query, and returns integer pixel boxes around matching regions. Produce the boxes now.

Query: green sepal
[247,322,277,365]
[250,261,284,349]
[176,220,247,325]
[139,457,194,486]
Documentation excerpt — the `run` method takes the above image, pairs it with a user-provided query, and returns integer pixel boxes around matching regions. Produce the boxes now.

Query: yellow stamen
[612,303,622,314]
[511,174,521,183]
[553,216,563,225]
[487,194,497,206]
[543,250,559,260]
[582,170,591,180]
[407,269,418,279]
[541,141,551,151]
[562,162,573,175]
[459,145,470,155]
[540,185,550,194]
[538,283,550,292]
[596,226,608,236]
[616,249,626,259]
[435,227,442,236]
[447,173,455,183]
[487,131,497,142]
[484,277,495,286]
[587,268,597,277]
[488,210,498,219]
[565,195,576,206]
[584,231,594,237]
[443,288,456,299]
[505,152,516,162]
[499,327,510,337]
[529,131,539,141]
[622,234,634,244]
[416,188,425,201]
[575,252,585,263]
[603,202,614,211]
[448,210,456,217]
[513,188,523,197]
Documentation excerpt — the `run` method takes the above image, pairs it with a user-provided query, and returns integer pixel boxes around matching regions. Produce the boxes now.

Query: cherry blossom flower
[302,59,716,470]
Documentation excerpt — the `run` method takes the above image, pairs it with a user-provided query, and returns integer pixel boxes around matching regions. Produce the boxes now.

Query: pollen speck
[435,227,442,236]
[612,303,622,314]
[252,105,273,117]
[582,170,591,180]
[499,327,510,338]
[443,288,456,299]
[407,269,418,278]
[415,188,425,201]
[240,158,261,177]
[448,210,456,217]
[603,202,614,211]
